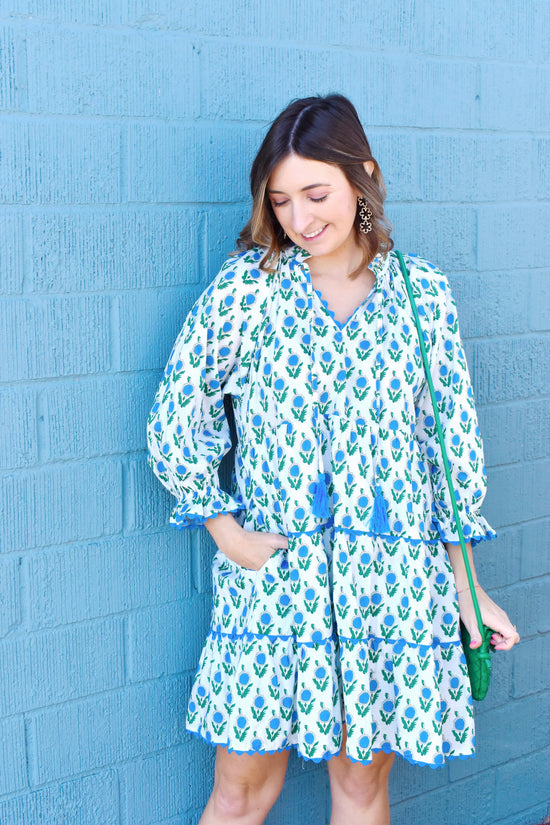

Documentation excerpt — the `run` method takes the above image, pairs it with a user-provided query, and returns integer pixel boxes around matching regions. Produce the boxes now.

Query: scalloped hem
[286,521,451,546]
[186,725,475,770]
[171,506,243,529]
[439,529,497,549]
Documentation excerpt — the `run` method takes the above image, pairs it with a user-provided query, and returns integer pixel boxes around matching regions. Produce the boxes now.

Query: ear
[363,160,375,176]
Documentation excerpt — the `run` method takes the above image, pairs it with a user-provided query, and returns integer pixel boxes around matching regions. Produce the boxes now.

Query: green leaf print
[411,583,426,601]
[313,675,329,691]
[233,724,249,743]
[441,646,455,662]
[212,718,227,736]
[304,595,320,614]
[343,677,357,696]
[441,620,458,637]
[261,578,277,597]
[297,554,312,571]
[290,578,302,595]
[408,544,421,561]
[276,601,292,619]
[336,559,350,575]
[298,698,314,714]
[404,672,419,689]
[252,705,268,722]
[304,739,318,758]
[452,726,469,745]
[381,623,397,640]
[402,716,418,732]
[420,695,433,712]
[411,625,428,643]
[417,740,431,757]
[357,560,372,578]
[236,681,253,698]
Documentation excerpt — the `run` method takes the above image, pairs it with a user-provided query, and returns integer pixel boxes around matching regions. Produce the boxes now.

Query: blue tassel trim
[312,472,330,518]
[370,485,390,534]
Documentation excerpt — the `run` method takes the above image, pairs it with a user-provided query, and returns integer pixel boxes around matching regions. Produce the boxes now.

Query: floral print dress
[147,245,495,768]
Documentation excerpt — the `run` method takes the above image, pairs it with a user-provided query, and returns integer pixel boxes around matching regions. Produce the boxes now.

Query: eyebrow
[267,183,331,194]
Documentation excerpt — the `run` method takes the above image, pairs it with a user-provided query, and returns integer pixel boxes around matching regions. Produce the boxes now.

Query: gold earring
[357,197,373,234]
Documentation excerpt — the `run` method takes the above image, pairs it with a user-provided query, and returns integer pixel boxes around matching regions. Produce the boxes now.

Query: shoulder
[192,246,276,326]
[396,251,455,306]
[217,246,275,289]
[393,252,459,335]
[206,246,275,295]
[397,253,450,294]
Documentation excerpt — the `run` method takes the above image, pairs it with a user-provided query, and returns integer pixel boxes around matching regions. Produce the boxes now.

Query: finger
[267,532,289,548]
[490,627,520,650]
[462,620,483,648]
[494,637,519,651]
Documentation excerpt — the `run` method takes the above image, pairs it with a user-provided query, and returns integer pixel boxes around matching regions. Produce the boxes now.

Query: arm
[410,259,518,650]
[413,261,496,547]
[147,255,288,568]
[445,542,519,652]
[147,266,244,527]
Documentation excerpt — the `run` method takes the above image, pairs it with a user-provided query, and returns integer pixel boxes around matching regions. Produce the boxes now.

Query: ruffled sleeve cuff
[431,506,497,548]
[170,486,244,529]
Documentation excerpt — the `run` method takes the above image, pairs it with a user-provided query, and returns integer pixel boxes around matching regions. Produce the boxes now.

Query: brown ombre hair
[237,94,393,275]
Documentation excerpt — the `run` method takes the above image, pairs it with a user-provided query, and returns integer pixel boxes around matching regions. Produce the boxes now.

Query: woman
[147,94,519,825]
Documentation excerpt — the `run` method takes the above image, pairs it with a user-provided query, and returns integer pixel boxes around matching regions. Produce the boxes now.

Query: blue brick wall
[1,2,549,824]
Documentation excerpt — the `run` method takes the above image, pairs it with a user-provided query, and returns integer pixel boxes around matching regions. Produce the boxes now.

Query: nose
[290,202,314,235]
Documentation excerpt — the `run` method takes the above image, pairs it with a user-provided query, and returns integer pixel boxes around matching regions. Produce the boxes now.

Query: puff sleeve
[147,258,253,528]
[413,263,496,547]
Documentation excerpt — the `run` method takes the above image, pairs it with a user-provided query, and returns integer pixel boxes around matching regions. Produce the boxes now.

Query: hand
[204,513,288,571]
[457,585,520,652]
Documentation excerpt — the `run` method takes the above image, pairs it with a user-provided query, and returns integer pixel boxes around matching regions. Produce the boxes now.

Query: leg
[327,725,394,825]
[199,745,290,825]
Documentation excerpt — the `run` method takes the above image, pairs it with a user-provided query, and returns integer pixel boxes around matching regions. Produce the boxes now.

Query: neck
[307,242,366,282]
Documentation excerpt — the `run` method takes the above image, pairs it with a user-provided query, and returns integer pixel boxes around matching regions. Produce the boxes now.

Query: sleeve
[146,258,251,528]
[413,263,496,547]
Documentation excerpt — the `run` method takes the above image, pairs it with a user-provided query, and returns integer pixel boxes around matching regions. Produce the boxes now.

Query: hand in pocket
[205,513,288,571]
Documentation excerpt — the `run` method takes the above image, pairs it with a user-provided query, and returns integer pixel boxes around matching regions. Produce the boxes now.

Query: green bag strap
[395,250,485,639]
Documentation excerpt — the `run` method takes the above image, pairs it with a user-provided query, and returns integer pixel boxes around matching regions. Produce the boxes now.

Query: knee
[212,769,284,819]
[331,753,394,808]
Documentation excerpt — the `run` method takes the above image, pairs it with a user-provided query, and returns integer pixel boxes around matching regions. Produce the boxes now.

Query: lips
[301,224,328,241]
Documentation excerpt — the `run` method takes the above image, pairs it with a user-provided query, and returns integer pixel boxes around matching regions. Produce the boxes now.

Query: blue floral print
[147,245,495,768]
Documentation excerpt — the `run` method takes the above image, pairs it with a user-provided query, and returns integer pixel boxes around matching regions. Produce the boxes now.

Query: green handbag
[396,250,494,701]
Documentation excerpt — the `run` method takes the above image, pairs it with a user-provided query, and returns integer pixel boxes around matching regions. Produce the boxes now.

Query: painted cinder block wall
[1,2,549,823]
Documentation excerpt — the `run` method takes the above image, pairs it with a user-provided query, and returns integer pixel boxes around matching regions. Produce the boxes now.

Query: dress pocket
[210,547,287,639]
[212,546,282,578]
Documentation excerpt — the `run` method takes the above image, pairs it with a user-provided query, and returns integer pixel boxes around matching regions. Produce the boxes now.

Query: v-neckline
[311,283,377,330]
[286,244,389,331]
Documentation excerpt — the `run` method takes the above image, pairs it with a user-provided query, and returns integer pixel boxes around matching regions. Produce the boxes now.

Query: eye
[310,195,328,203]
[271,200,288,209]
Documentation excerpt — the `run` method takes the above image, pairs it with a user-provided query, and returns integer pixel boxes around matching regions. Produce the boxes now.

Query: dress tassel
[371,485,390,534]
[312,472,330,519]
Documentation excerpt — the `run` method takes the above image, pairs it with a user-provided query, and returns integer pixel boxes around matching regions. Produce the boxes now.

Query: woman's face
[267,154,372,261]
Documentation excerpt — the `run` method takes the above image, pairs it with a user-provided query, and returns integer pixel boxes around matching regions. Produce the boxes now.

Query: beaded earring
[357,197,373,234]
